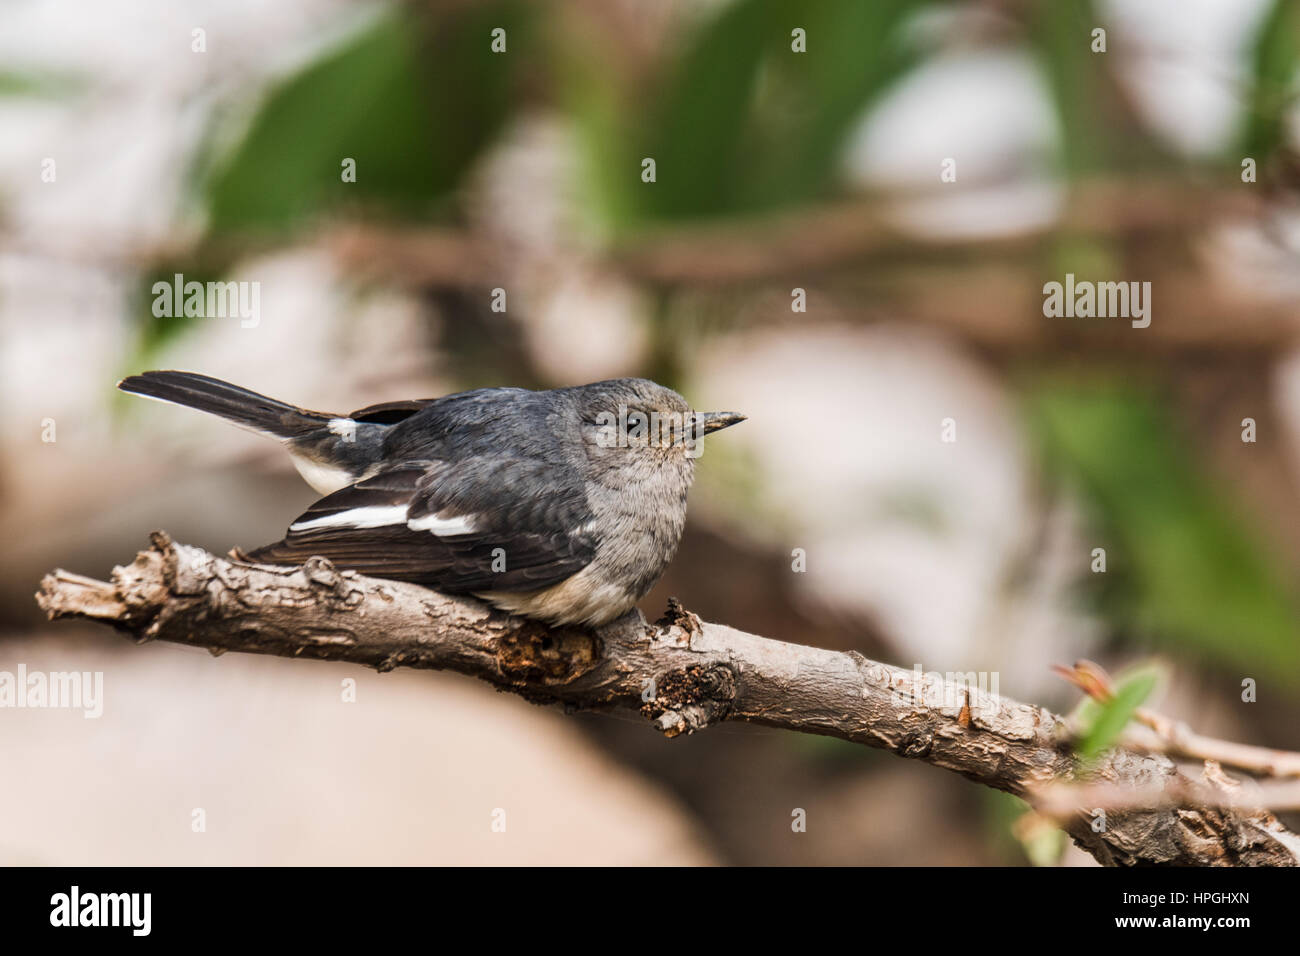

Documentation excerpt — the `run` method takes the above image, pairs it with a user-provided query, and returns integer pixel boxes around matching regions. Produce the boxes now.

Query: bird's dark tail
[117,370,332,440]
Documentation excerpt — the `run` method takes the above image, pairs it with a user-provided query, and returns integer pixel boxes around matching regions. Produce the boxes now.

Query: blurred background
[3,0,1300,865]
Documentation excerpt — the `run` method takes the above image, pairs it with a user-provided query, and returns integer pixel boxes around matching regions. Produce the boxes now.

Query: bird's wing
[346,399,438,425]
[247,461,597,594]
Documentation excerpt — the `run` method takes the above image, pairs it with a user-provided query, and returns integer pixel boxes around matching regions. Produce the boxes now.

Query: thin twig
[1055,660,1300,779]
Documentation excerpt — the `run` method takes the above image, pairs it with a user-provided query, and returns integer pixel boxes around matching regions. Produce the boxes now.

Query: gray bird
[117,371,745,626]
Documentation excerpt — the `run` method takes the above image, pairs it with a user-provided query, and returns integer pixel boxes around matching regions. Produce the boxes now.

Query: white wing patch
[408,512,477,536]
[291,505,410,531]
[290,504,478,537]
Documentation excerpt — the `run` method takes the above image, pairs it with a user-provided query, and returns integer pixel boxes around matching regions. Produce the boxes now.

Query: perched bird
[117,371,744,626]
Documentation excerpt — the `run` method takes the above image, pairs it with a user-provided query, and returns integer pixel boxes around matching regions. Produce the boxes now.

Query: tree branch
[35,532,1300,867]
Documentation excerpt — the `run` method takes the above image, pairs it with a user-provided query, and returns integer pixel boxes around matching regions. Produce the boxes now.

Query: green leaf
[738,0,921,210]
[1027,0,1168,176]
[1241,0,1300,158]
[636,0,777,221]
[558,34,642,233]
[1076,666,1158,764]
[203,3,530,232]
[571,0,923,228]
[1026,383,1300,681]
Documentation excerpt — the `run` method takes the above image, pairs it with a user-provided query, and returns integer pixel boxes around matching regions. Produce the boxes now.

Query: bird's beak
[697,411,747,434]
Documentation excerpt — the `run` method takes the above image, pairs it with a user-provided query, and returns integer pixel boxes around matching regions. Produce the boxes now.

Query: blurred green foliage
[131,264,227,361]
[1027,384,1300,681]
[1243,0,1300,158]
[202,3,533,232]
[574,0,922,227]
[145,2,535,366]
[1028,0,1170,176]
[982,791,1065,866]
[0,69,84,97]
[192,0,1296,228]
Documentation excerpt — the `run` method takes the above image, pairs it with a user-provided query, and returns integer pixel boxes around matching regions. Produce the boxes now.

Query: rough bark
[35,532,1300,867]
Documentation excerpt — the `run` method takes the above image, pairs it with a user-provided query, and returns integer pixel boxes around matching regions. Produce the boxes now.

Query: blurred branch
[6,180,1296,352]
[321,182,1300,354]
[36,532,1300,867]
[321,180,1259,286]
[606,179,1245,284]
[1033,761,1300,817]
[327,224,499,285]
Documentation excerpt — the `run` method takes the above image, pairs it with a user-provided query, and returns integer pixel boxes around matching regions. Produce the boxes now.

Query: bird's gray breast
[582,453,696,602]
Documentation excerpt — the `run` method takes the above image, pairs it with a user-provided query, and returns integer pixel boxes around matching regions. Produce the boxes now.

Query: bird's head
[573,378,745,463]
